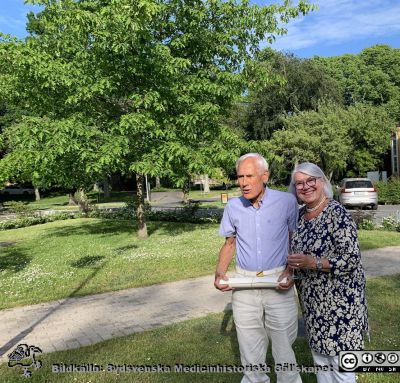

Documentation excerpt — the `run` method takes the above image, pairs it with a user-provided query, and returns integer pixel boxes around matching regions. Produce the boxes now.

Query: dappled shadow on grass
[147,220,215,236]
[71,255,106,268]
[42,218,214,240]
[43,219,136,238]
[0,248,31,273]
[0,241,17,247]
[114,244,139,253]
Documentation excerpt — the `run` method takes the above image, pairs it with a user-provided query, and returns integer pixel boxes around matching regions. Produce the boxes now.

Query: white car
[337,178,378,210]
[0,185,35,196]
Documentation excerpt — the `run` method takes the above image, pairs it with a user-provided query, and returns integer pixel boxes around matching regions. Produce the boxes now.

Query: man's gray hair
[236,153,269,173]
[288,162,333,198]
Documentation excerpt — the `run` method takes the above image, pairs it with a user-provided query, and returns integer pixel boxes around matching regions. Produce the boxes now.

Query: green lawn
[0,219,399,309]
[0,274,398,383]
[358,230,400,250]
[0,219,224,309]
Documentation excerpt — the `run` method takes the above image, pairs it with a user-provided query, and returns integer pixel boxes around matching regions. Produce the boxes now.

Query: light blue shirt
[219,188,298,271]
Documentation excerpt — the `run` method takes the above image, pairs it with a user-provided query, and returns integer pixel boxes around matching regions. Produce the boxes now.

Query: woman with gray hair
[287,162,368,383]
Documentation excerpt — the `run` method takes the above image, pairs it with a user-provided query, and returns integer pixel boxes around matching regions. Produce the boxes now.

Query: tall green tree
[244,49,341,140]
[0,0,314,237]
[313,45,400,119]
[0,115,121,207]
[270,103,395,182]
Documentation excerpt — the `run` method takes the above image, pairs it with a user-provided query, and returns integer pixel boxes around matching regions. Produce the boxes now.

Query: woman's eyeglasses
[294,177,320,190]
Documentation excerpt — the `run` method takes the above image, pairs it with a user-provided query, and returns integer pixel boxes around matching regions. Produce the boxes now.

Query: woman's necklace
[305,196,326,213]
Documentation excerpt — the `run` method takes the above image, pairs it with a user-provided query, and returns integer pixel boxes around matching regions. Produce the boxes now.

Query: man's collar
[259,187,268,206]
[240,187,268,207]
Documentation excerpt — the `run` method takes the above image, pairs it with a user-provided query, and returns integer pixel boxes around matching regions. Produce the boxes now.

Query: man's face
[237,158,269,201]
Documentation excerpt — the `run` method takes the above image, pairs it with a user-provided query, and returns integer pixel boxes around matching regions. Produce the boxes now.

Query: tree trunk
[34,187,41,201]
[182,180,190,203]
[103,177,111,198]
[155,176,161,189]
[78,188,89,213]
[136,173,148,239]
[93,182,101,192]
[203,174,210,193]
[68,192,78,205]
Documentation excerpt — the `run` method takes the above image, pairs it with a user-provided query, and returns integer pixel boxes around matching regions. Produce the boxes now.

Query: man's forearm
[215,237,236,277]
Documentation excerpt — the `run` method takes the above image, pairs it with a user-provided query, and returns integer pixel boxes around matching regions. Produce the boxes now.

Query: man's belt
[235,265,286,277]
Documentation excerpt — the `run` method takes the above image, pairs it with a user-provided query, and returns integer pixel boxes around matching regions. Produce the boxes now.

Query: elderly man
[214,153,302,383]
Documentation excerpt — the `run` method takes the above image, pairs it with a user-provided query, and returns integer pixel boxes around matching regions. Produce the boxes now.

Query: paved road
[1,192,399,223]
[0,246,399,363]
[366,204,400,224]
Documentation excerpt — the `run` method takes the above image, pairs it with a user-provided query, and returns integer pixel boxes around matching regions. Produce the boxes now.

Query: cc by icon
[362,353,373,364]
[340,353,358,371]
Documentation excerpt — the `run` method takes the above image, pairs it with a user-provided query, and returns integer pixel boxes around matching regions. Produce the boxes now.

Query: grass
[358,230,400,250]
[0,274,398,383]
[0,219,399,309]
[0,219,224,309]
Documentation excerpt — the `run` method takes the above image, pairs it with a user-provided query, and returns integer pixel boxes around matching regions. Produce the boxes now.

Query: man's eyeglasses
[294,177,320,190]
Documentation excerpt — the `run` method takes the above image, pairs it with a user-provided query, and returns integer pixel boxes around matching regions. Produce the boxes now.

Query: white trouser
[311,350,356,383]
[232,272,302,383]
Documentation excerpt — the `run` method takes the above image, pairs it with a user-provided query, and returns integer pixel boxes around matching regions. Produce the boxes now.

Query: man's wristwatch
[316,258,323,271]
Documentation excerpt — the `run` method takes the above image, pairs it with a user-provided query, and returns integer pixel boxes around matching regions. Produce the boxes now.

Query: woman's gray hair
[288,162,333,198]
[236,153,269,173]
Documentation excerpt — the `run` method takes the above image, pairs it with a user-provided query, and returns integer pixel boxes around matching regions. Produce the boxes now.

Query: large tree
[270,103,396,182]
[243,49,341,140]
[313,45,400,120]
[0,0,313,237]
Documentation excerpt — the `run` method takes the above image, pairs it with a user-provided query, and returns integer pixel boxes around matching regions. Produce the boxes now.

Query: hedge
[375,178,400,204]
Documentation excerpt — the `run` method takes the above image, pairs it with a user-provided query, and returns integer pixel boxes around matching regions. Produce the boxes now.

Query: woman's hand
[288,253,315,270]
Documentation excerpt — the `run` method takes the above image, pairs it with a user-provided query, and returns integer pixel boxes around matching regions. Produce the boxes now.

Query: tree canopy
[243,49,341,140]
[0,0,314,235]
[313,44,400,120]
[0,0,313,183]
[270,103,395,181]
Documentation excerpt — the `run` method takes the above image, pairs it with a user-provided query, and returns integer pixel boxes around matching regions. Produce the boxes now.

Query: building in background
[391,127,400,176]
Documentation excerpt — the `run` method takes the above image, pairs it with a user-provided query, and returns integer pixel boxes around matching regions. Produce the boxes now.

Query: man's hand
[214,273,232,291]
[276,267,294,290]
[214,236,235,292]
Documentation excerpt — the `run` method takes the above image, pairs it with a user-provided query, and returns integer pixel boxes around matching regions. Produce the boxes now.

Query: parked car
[336,178,378,210]
[0,185,35,196]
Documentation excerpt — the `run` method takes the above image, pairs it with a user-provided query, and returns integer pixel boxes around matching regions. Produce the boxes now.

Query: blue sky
[0,0,399,58]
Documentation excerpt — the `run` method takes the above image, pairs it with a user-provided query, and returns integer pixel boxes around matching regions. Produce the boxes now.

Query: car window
[345,180,373,189]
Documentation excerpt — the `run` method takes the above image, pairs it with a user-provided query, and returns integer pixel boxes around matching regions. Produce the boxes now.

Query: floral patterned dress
[291,199,369,356]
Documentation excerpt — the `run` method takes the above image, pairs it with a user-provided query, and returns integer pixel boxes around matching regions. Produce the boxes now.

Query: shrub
[4,201,33,217]
[0,212,75,231]
[351,210,375,230]
[375,178,400,204]
[358,219,375,230]
[381,216,400,232]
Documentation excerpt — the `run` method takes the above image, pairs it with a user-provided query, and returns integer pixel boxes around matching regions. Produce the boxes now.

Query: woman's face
[293,172,325,206]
